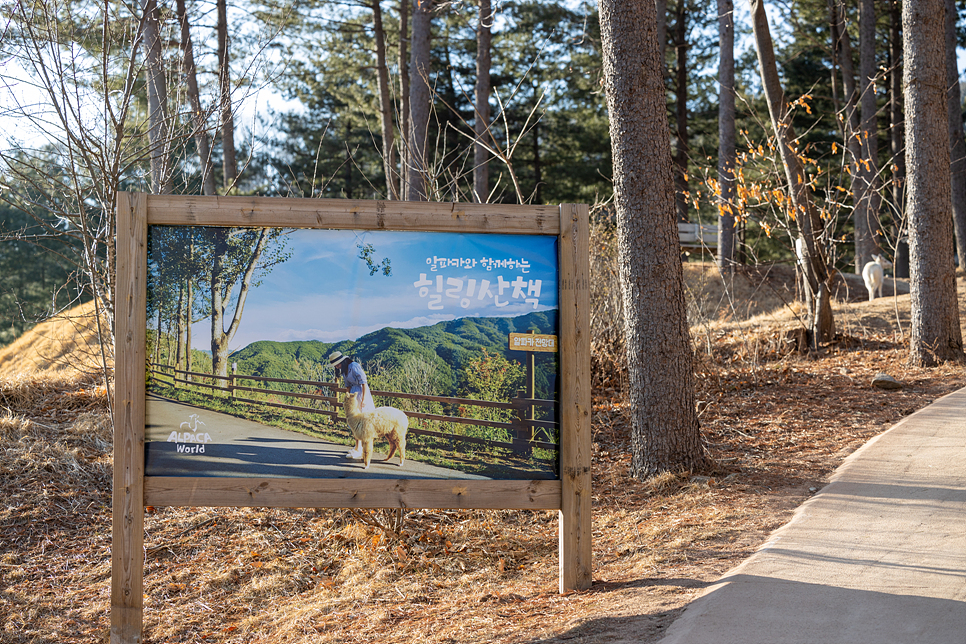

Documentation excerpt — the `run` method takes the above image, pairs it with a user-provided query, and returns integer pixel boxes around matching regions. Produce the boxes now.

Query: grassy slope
[0,300,106,378]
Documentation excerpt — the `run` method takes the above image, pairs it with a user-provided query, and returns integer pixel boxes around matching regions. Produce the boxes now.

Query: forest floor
[1,263,965,643]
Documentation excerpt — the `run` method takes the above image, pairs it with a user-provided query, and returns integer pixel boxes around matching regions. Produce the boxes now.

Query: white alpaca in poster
[343,392,408,469]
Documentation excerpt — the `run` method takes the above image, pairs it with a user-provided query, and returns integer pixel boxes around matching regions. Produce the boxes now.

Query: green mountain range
[229,310,559,400]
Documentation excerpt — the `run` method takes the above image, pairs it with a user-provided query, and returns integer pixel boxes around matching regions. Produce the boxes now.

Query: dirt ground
[1,266,964,643]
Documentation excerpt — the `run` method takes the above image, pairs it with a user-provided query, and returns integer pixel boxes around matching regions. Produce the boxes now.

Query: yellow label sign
[508,333,558,352]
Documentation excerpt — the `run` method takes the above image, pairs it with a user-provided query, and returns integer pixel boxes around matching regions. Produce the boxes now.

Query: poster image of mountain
[145,226,560,481]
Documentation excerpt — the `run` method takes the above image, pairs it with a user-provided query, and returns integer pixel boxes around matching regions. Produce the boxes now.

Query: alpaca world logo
[167,414,213,454]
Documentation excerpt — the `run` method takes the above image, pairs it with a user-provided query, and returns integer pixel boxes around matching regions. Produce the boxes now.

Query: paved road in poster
[145,395,488,480]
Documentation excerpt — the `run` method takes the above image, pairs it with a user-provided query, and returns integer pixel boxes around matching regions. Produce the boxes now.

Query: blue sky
[184,228,559,351]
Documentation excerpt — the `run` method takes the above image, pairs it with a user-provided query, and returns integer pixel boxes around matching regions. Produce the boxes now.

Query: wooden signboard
[112,194,591,643]
[509,332,559,352]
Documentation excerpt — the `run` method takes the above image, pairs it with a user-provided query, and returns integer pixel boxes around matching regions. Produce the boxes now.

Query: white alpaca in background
[862,254,892,301]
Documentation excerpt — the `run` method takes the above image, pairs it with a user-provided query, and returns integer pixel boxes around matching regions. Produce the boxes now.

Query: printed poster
[145,227,560,480]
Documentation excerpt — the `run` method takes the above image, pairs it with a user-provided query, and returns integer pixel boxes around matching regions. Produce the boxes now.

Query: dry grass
[0,300,108,379]
[0,370,113,643]
[1,265,965,643]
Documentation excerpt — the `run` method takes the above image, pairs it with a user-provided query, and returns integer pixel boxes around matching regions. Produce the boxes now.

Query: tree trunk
[209,230,230,378]
[717,0,737,272]
[889,0,905,227]
[946,0,966,268]
[210,229,272,378]
[903,0,964,365]
[829,0,860,164]
[175,0,216,197]
[165,313,173,365]
[532,119,543,204]
[217,0,238,192]
[407,0,433,201]
[750,0,834,343]
[142,0,171,195]
[185,267,192,380]
[398,0,411,199]
[830,0,871,272]
[473,0,492,203]
[672,0,689,223]
[598,0,711,479]
[857,0,883,270]
[344,121,354,199]
[441,26,461,201]
[175,282,186,371]
[153,304,163,366]
[656,0,667,69]
[372,0,399,199]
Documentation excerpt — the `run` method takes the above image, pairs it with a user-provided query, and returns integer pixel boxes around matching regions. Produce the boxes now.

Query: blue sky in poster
[190,229,559,351]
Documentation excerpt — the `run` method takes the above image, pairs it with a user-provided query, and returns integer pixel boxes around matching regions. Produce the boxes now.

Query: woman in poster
[329,351,375,459]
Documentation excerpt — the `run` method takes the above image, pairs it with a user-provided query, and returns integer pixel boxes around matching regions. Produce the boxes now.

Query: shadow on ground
[517,577,715,644]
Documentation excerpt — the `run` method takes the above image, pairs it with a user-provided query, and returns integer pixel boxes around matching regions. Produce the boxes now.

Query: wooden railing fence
[148,363,558,459]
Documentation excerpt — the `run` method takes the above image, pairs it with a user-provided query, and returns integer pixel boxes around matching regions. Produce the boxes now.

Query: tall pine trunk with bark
[857,0,883,269]
[373,0,399,199]
[176,0,216,197]
[829,0,862,211]
[830,0,881,272]
[717,0,737,272]
[142,0,171,194]
[945,0,966,268]
[889,0,905,227]
[904,0,964,365]
[751,0,834,344]
[657,0,668,68]
[672,0,689,223]
[473,0,492,203]
[407,0,433,201]
[217,0,238,191]
[598,0,711,479]
[398,0,410,198]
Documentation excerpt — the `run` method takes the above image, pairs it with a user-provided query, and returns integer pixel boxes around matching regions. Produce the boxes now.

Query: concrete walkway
[657,386,966,644]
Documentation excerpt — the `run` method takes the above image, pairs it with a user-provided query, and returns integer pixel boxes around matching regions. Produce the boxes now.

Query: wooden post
[526,330,536,437]
[231,362,237,400]
[558,203,592,592]
[511,390,533,458]
[112,192,147,643]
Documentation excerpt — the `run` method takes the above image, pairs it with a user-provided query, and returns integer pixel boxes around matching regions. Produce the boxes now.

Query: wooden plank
[111,192,147,644]
[232,374,336,387]
[231,385,338,403]
[177,369,230,381]
[372,389,516,409]
[145,194,561,235]
[398,409,515,430]
[557,203,593,593]
[172,377,225,391]
[232,395,339,416]
[144,477,562,509]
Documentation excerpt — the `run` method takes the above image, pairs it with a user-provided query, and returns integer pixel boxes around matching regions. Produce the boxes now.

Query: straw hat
[328,351,349,367]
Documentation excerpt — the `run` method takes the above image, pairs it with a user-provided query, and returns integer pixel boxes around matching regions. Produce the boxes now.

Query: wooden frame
[112,194,591,642]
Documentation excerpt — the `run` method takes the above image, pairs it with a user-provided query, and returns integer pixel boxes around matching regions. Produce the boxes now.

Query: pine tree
[598,0,711,478]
